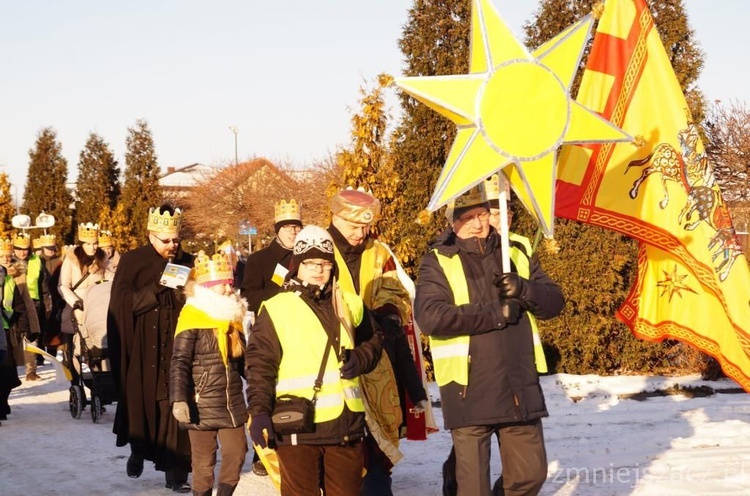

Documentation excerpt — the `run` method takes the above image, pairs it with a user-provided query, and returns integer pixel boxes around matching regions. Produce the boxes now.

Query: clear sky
[0,0,747,204]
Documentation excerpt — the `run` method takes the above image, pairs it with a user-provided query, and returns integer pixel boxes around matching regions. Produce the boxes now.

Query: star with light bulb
[394,0,631,237]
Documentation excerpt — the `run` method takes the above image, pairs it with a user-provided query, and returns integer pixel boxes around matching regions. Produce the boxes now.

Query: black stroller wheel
[91,395,102,423]
[69,385,84,419]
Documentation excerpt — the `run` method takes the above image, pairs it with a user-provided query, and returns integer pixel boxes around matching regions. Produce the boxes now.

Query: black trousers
[451,419,547,496]
[276,442,364,496]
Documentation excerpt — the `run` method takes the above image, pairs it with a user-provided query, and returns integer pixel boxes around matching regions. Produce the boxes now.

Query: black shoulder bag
[271,331,336,435]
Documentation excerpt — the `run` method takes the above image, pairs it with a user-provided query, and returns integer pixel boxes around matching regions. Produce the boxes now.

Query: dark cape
[108,243,193,471]
[240,238,293,314]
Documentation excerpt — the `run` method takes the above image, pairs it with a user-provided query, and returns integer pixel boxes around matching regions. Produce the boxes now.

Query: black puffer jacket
[246,280,383,446]
[414,227,564,430]
[170,287,248,430]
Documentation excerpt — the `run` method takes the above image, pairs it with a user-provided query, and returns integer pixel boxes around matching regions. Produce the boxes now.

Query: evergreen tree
[0,172,16,235]
[391,0,471,274]
[119,119,162,249]
[523,0,707,374]
[23,127,73,243]
[329,74,400,242]
[75,132,120,225]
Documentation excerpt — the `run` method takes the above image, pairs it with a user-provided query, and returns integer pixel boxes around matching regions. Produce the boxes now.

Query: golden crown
[330,187,381,224]
[0,238,13,255]
[98,230,113,247]
[78,222,99,243]
[484,173,510,201]
[274,199,301,224]
[193,252,234,286]
[445,183,488,220]
[147,207,182,234]
[36,234,57,248]
[12,232,31,249]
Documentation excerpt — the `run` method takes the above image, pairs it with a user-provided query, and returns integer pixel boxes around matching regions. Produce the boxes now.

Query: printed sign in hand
[160,263,191,289]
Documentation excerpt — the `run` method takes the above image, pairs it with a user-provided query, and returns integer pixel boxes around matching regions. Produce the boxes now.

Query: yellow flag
[557,0,750,389]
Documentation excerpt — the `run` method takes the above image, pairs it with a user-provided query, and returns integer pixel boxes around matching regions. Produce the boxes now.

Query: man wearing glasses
[415,184,564,496]
[109,204,194,493]
[240,198,302,477]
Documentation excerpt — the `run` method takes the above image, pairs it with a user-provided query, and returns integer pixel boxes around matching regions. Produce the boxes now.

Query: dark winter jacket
[414,227,564,430]
[170,285,248,430]
[240,239,293,315]
[246,280,383,446]
[108,242,194,468]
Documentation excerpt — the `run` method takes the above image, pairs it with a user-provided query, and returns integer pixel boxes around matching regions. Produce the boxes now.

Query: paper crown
[98,230,113,247]
[274,199,301,224]
[36,234,57,248]
[484,173,510,203]
[147,207,182,234]
[13,232,31,249]
[330,187,381,224]
[445,183,489,220]
[192,252,234,287]
[78,223,99,243]
[0,238,13,256]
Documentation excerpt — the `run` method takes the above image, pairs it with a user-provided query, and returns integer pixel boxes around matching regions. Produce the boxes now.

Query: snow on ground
[2,364,749,495]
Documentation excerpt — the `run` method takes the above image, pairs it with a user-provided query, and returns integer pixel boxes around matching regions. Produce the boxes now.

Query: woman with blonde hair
[170,252,249,496]
[58,223,110,385]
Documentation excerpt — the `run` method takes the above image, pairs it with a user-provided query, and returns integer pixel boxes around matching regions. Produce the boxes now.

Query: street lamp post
[229,126,238,165]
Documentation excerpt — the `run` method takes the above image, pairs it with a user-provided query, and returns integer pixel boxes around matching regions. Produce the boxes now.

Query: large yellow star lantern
[393,0,632,237]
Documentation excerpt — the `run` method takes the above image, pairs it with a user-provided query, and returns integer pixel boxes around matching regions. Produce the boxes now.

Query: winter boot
[216,483,238,496]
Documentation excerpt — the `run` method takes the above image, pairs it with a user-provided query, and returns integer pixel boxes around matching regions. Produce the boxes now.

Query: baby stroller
[67,280,117,423]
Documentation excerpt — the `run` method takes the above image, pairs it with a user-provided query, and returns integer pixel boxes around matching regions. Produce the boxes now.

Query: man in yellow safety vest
[415,183,564,496]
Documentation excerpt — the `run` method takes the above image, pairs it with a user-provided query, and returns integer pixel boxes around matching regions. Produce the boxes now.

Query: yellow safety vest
[27,255,42,300]
[2,275,15,330]
[429,234,548,387]
[262,291,365,423]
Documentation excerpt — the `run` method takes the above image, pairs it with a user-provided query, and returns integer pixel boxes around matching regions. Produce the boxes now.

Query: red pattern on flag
[556,0,750,390]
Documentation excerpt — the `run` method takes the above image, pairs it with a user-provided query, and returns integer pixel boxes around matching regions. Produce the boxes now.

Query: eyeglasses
[458,211,490,223]
[301,261,334,272]
[153,235,180,245]
[279,225,302,232]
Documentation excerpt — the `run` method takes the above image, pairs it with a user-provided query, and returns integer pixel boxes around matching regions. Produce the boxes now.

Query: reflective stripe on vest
[507,233,548,374]
[430,254,471,387]
[3,276,15,330]
[262,291,365,423]
[27,255,42,300]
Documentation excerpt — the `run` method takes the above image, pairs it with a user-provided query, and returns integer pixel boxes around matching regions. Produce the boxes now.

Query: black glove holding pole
[493,273,536,312]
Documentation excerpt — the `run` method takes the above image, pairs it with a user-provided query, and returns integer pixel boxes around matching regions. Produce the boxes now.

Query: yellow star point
[656,265,698,303]
[394,0,632,237]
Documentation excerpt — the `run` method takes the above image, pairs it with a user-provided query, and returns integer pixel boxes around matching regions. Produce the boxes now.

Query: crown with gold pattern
[36,234,57,248]
[147,206,182,234]
[274,199,301,225]
[98,230,113,247]
[78,223,99,243]
[445,182,489,220]
[192,251,234,287]
[0,238,13,256]
[330,187,381,224]
[12,232,31,249]
[484,173,510,206]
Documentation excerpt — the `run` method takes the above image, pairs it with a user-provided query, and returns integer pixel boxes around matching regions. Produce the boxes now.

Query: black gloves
[72,299,84,311]
[249,413,276,448]
[494,273,536,312]
[498,299,523,328]
[493,273,527,299]
[340,348,367,379]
